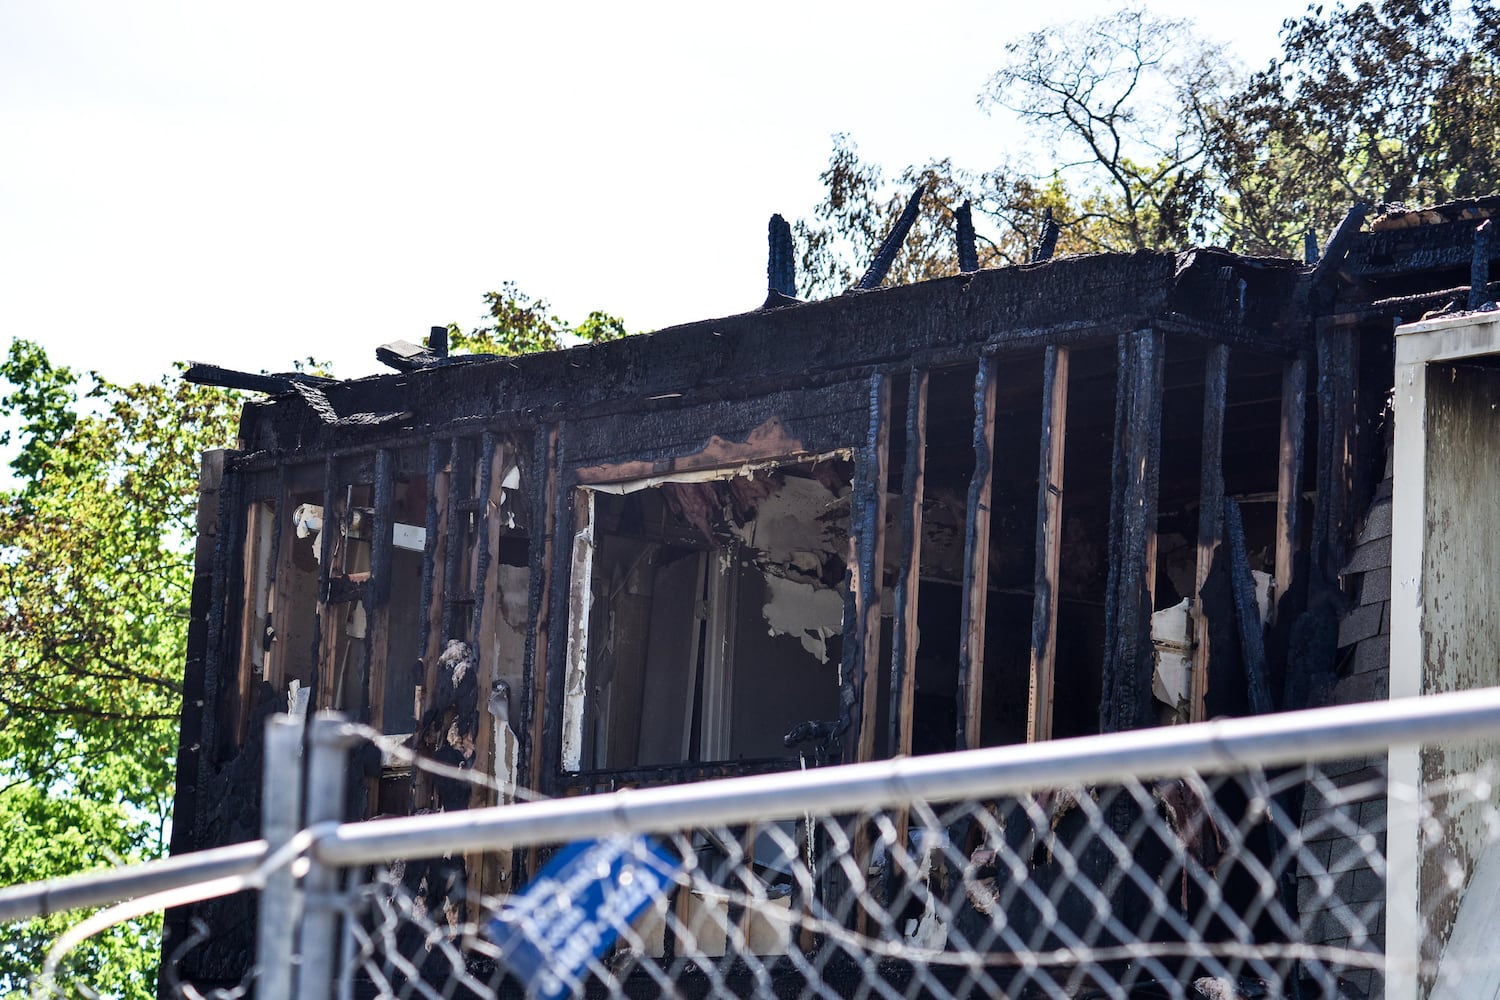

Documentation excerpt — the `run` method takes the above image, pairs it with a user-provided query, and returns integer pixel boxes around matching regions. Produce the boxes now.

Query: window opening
[565,455,854,773]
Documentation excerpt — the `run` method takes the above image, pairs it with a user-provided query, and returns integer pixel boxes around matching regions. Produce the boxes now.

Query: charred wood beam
[312,458,339,710]
[956,201,979,273]
[1032,208,1060,264]
[1191,344,1228,722]
[1274,357,1308,626]
[183,363,333,395]
[377,339,444,373]
[471,434,497,643]
[889,370,928,761]
[360,449,396,815]
[517,427,558,884]
[957,358,998,750]
[848,375,892,765]
[1308,202,1370,305]
[540,435,574,800]
[1027,345,1069,742]
[1329,280,1500,325]
[411,440,449,814]
[846,375,890,935]
[1225,498,1275,715]
[440,439,473,644]
[1312,325,1357,585]
[767,214,797,300]
[1473,220,1494,310]
[854,183,926,291]
[194,453,241,846]
[1355,214,1500,278]
[1101,330,1164,734]
[1304,229,1320,265]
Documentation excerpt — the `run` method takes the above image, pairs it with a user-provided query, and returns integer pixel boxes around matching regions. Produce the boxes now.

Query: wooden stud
[1101,330,1164,734]
[851,375,892,765]
[1191,344,1229,723]
[1313,324,1357,584]
[362,449,396,814]
[410,440,450,815]
[261,471,290,701]
[467,434,501,893]
[957,358,998,750]
[313,459,340,711]
[473,435,508,805]
[889,369,928,762]
[886,370,928,891]
[1274,357,1308,624]
[1027,345,1070,743]
[233,499,273,745]
[526,428,561,799]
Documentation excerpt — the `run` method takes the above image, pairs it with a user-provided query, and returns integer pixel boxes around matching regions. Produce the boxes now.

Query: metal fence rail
[6,688,1500,999]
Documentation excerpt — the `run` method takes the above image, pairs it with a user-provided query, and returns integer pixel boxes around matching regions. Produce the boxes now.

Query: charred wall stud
[849,374,892,764]
[1473,219,1493,310]
[1312,324,1358,585]
[1101,330,1165,734]
[889,369,928,762]
[1028,345,1070,742]
[1274,357,1308,626]
[1191,344,1229,722]
[958,357,999,750]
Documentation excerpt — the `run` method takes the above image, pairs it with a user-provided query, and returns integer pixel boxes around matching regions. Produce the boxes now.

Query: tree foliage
[1211,0,1500,255]
[0,340,240,994]
[798,1,1499,292]
[984,8,1228,251]
[448,281,630,356]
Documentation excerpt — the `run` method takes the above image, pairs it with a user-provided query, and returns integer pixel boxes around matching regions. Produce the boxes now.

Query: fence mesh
[18,725,1500,1000]
[324,743,1486,999]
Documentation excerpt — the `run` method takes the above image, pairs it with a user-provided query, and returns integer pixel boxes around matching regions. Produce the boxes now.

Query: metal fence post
[295,711,355,1000]
[256,714,304,999]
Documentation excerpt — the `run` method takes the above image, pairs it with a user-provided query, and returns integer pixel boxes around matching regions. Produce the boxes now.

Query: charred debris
[166,194,1500,983]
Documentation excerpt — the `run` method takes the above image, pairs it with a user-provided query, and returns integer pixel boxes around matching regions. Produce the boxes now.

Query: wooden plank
[887,369,926,884]
[1101,330,1164,734]
[362,448,395,815]
[1027,345,1070,743]
[411,440,449,815]
[262,470,290,699]
[313,459,341,711]
[1224,498,1275,715]
[525,428,561,798]
[889,369,928,761]
[466,433,499,893]
[852,374,892,764]
[1274,356,1308,624]
[1191,345,1229,723]
[957,358,998,750]
[473,436,508,806]
[233,500,270,745]
[1313,325,1356,583]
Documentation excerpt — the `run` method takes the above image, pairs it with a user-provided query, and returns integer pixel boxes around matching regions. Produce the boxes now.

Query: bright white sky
[1,2,1310,386]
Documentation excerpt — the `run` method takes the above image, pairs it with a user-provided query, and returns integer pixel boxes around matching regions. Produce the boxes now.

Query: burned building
[164,197,1500,993]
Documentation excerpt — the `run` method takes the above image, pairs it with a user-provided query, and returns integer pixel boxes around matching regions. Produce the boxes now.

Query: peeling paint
[731,473,848,576]
[562,493,595,772]
[762,574,844,663]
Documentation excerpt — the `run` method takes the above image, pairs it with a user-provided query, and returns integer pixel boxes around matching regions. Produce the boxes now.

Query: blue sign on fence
[485,835,683,999]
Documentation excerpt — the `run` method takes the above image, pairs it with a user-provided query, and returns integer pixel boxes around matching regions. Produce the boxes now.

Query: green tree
[1209,0,1500,255]
[798,2,1498,286]
[448,281,630,356]
[0,340,240,995]
[983,8,1228,251]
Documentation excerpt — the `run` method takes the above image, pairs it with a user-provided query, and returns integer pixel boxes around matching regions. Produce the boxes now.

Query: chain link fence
[8,692,1500,999]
